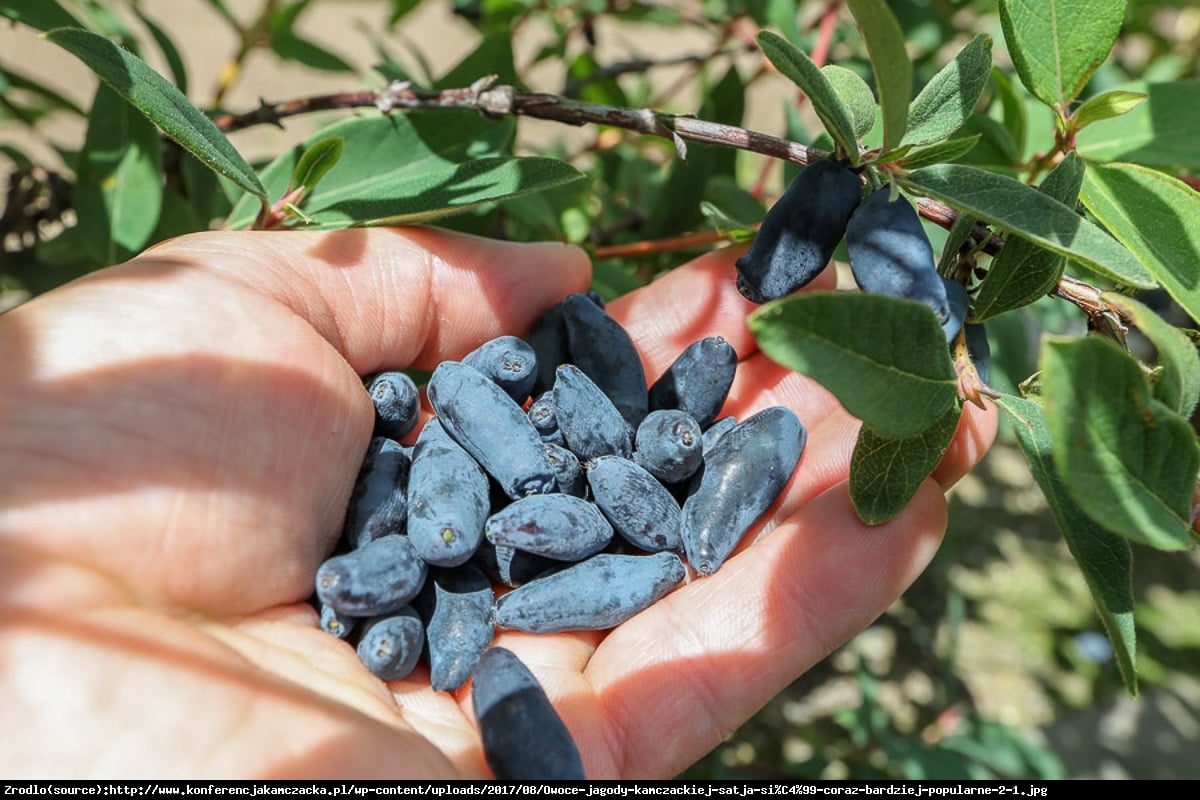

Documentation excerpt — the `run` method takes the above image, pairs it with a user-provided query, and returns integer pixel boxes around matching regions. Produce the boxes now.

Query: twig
[211,78,987,248]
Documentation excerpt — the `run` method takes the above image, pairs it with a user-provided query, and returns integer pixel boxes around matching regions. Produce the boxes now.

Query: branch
[210,78,976,248]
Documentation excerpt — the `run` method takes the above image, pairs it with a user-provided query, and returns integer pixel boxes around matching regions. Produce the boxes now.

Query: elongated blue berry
[647,336,738,428]
[965,323,991,383]
[587,455,682,552]
[356,606,424,681]
[342,436,410,550]
[544,441,586,497]
[701,416,736,455]
[485,493,613,562]
[634,409,703,485]
[366,371,420,441]
[494,551,686,633]
[476,541,562,587]
[682,406,806,575]
[735,159,862,303]
[406,418,489,568]
[463,335,538,404]
[316,534,428,616]
[427,361,556,499]
[319,602,358,640]
[423,563,495,692]
[846,187,950,324]
[553,363,633,462]
[561,293,648,427]
[472,647,585,779]
[942,277,969,344]
[528,392,564,445]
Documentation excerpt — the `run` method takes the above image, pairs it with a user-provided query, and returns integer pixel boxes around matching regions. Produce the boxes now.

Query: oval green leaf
[903,164,1153,287]
[1072,89,1147,132]
[1101,292,1200,418]
[821,65,877,140]
[0,0,81,31]
[898,135,980,171]
[1076,81,1200,171]
[72,84,163,265]
[225,112,582,230]
[995,393,1137,697]
[972,152,1084,321]
[902,34,994,148]
[844,0,912,153]
[757,31,861,164]
[999,0,1126,109]
[1080,162,1200,328]
[850,404,961,525]
[1041,335,1198,551]
[749,292,958,438]
[45,27,267,202]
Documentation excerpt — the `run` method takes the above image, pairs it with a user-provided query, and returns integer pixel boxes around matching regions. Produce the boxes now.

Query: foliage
[2,0,1199,778]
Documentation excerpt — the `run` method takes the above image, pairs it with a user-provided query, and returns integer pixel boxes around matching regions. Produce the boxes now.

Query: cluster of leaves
[2,0,1198,732]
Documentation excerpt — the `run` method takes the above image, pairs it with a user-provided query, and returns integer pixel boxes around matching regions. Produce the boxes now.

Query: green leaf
[1076,81,1200,171]
[289,136,344,197]
[850,404,961,525]
[844,0,911,154]
[225,113,581,230]
[1080,162,1200,327]
[972,152,1084,321]
[903,164,1153,288]
[950,112,1020,173]
[1102,292,1200,418]
[749,292,958,438]
[899,135,980,171]
[1041,336,1198,551]
[269,0,354,73]
[989,67,1027,163]
[999,0,1126,108]
[995,393,1136,696]
[700,201,757,244]
[902,34,993,148]
[1072,89,1146,132]
[45,27,267,203]
[821,65,876,141]
[757,31,861,164]
[72,84,163,265]
[436,30,518,89]
[0,0,81,31]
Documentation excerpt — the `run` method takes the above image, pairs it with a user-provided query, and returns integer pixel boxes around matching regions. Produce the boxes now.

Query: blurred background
[3,0,1198,779]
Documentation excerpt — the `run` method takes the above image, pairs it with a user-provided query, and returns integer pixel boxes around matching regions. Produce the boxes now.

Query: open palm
[0,227,995,779]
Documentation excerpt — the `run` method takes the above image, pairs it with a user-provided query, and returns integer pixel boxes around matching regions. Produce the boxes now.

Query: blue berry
[846,187,949,324]
[552,363,634,462]
[366,371,420,441]
[735,159,862,303]
[342,436,411,550]
[647,336,738,429]
[427,361,556,499]
[493,551,686,633]
[406,418,490,568]
[681,407,806,575]
[463,335,538,404]
[423,563,495,692]
[356,606,424,681]
[472,647,585,779]
[315,533,428,616]
[561,293,648,428]
[634,409,703,485]
[485,493,613,562]
[586,455,682,552]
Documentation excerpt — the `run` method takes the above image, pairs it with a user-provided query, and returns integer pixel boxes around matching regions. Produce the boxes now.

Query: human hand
[0,227,996,778]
